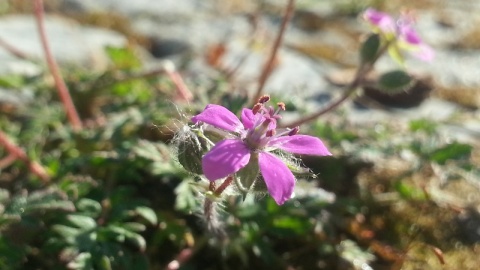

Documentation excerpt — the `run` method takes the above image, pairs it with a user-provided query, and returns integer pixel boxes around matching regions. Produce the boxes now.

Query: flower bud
[177,128,206,175]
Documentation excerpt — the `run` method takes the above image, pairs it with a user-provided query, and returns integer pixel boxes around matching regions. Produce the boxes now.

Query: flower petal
[259,152,295,205]
[241,108,255,129]
[202,139,251,181]
[363,8,395,33]
[399,24,422,45]
[268,135,332,156]
[411,44,435,62]
[192,104,243,132]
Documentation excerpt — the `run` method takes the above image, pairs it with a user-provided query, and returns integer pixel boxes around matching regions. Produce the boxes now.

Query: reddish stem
[214,175,233,196]
[33,0,83,131]
[252,0,296,104]
[0,37,31,60]
[0,131,50,182]
[281,41,392,128]
[163,61,193,102]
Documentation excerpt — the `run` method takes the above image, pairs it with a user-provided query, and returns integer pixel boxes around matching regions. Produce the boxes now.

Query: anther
[258,95,270,104]
[288,126,299,136]
[266,129,276,137]
[277,102,286,111]
[252,103,263,114]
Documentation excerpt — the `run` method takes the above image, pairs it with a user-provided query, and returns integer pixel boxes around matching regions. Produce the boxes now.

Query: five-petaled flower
[363,8,434,62]
[192,96,331,205]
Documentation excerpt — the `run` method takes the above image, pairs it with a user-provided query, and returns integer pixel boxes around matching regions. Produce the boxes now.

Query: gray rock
[0,15,127,73]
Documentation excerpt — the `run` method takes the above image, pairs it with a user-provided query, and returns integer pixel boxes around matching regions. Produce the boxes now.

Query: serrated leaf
[26,188,75,212]
[76,198,102,218]
[52,224,81,239]
[123,222,146,232]
[133,206,157,225]
[107,225,146,251]
[67,252,93,270]
[377,70,414,94]
[67,215,97,230]
[360,34,380,64]
[27,200,75,212]
[174,180,199,212]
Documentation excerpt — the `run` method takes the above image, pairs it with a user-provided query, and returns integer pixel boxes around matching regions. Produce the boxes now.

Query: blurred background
[0,0,479,269]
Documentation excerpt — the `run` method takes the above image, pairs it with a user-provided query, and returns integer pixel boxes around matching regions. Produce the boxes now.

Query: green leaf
[108,225,147,252]
[76,198,102,218]
[0,75,25,88]
[105,46,141,70]
[409,118,438,134]
[377,70,414,94]
[133,206,157,225]
[123,222,146,232]
[394,181,426,200]
[98,255,112,270]
[337,240,375,270]
[67,215,97,230]
[175,180,199,212]
[272,217,310,235]
[26,188,75,212]
[67,252,93,270]
[360,34,380,64]
[429,142,473,165]
[52,225,81,239]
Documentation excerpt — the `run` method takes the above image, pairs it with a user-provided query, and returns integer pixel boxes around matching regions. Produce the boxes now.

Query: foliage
[0,3,479,270]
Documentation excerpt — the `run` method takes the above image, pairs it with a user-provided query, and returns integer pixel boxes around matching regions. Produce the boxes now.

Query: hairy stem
[252,0,296,104]
[34,0,83,131]
[214,175,234,196]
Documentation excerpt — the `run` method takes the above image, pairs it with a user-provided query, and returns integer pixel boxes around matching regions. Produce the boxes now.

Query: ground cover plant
[0,0,479,269]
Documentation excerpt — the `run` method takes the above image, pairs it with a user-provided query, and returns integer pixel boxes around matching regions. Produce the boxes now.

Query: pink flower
[363,8,434,62]
[192,97,331,205]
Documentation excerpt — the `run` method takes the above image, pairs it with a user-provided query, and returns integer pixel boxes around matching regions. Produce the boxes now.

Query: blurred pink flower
[363,8,434,62]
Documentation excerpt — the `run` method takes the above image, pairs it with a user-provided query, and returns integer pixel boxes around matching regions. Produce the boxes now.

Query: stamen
[277,102,286,111]
[258,95,270,104]
[252,103,263,115]
[288,126,300,136]
[266,129,276,137]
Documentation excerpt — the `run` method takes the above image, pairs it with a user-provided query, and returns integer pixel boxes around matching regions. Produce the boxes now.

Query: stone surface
[0,15,127,73]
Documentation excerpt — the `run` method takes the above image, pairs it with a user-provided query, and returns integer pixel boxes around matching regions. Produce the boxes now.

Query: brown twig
[0,131,50,182]
[33,0,83,131]
[252,0,296,104]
